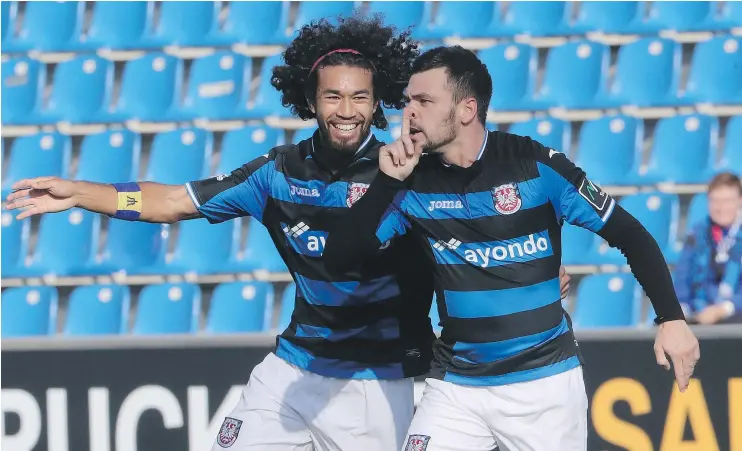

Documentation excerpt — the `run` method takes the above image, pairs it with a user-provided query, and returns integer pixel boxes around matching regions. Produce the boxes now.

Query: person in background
[675,171,742,325]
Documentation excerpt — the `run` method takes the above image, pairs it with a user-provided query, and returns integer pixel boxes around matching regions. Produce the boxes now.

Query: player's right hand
[379,108,423,181]
[5,177,79,220]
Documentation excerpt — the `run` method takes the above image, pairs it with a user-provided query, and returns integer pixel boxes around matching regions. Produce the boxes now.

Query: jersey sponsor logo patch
[428,199,463,211]
[578,178,608,211]
[290,184,320,198]
[217,417,242,448]
[492,182,522,215]
[405,434,431,451]
[346,182,369,207]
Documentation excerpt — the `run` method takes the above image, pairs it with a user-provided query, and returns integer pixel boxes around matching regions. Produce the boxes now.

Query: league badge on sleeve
[578,178,608,211]
[346,182,370,207]
[404,434,431,451]
[492,182,522,215]
[217,417,243,448]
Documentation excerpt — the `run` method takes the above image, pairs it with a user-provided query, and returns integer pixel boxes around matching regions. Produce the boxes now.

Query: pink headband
[309,48,375,74]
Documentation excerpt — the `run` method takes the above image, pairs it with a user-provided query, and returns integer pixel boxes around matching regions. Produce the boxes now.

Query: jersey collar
[440,130,489,168]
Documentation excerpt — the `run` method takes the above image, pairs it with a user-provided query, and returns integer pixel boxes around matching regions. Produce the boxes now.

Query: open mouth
[331,123,360,132]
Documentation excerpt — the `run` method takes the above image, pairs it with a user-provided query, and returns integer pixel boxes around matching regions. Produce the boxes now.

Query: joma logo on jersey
[290,184,320,198]
[464,234,550,268]
[428,200,463,211]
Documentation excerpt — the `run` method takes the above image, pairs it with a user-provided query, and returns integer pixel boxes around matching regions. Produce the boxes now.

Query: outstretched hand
[5,177,79,220]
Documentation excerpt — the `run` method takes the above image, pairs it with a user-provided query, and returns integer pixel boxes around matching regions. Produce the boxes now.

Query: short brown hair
[708,172,742,194]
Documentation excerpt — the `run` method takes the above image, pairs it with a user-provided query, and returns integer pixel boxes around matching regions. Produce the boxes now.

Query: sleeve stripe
[602,198,616,222]
[185,182,201,208]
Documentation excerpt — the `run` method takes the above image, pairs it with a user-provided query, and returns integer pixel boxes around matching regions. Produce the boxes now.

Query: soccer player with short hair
[323,46,701,451]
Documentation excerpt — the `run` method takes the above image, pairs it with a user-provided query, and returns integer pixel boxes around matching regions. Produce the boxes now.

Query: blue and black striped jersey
[186,131,435,380]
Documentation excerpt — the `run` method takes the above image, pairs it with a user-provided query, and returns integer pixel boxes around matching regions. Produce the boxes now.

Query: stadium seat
[641,1,728,33]
[367,2,428,36]
[570,1,642,35]
[637,114,718,185]
[488,1,570,37]
[293,127,316,144]
[573,274,642,328]
[64,285,130,336]
[277,282,296,331]
[205,281,275,333]
[240,54,287,119]
[600,37,682,108]
[1,287,58,337]
[132,283,201,335]
[144,1,221,48]
[561,223,603,265]
[180,52,251,121]
[212,1,286,46]
[2,1,83,52]
[1,1,16,43]
[91,220,168,275]
[508,117,571,152]
[76,130,141,184]
[109,53,183,122]
[686,193,709,230]
[21,209,100,277]
[2,132,71,196]
[160,218,242,275]
[719,1,742,28]
[574,115,643,186]
[42,55,114,124]
[1,211,30,278]
[218,125,281,174]
[145,128,212,184]
[683,36,742,105]
[717,116,742,174]
[533,40,609,110]
[75,1,153,50]
[242,218,288,273]
[294,2,357,31]
[2,57,45,125]
[416,1,497,40]
[479,43,537,111]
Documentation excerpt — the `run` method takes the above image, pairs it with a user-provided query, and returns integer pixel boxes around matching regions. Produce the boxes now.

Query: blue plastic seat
[242,218,288,272]
[686,193,709,230]
[570,1,643,34]
[64,285,131,336]
[110,53,183,122]
[600,37,681,108]
[240,54,287,119]
[574,115,643,186]
[1,211,30,278]
[218,125,281,174]
[145,128,212,185]
[534,40,609,110]
[145,1,221,47]
[181,52,251,121]
[719,1,742,28]
[716,116,742,174]
[2,57,45,125]
[1,287,59,337]
[561,223,602,266]
[417,1,497,40]
[367,1,427,35]
[641,1,728,33]
[76,130,141,184]
[683,36,742,105]
[489,1,570,37]
[479,43,537,111]
[573,274,642,328]
[213,1,286,46]
[294,2,357,31]
[3,1,83,52]
[3,132,71,195]
[1,2,17,43]
[91,220,168,275]
[21,209,100,277]
[161,218,241,275]
[292,127,316,144]
[76,1,153,50]
[508,118,571,153]
[205,281,275,333]
[132,283,201,334]
[43,55,113,124]
[277,282,296,331]
[637,114,718,185]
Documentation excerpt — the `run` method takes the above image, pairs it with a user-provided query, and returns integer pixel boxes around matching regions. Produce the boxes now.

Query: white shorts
[402,366,588,451]
[211,352,415,451]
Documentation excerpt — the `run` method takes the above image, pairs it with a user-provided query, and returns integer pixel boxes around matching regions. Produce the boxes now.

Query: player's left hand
[559,266,570,299]
[695,304,728,325]
[653,320,700,392]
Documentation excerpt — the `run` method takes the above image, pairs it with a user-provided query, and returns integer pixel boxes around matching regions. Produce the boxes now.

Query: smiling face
[312,65,377,153]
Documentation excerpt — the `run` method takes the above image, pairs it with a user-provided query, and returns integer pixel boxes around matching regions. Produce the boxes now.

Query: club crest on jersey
[492,182,522,215]
[346,182,370,207]
[217,417,242,448]
[405,434,431,451]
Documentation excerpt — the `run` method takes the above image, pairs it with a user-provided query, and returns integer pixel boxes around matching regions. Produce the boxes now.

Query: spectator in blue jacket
[675,172,742,324]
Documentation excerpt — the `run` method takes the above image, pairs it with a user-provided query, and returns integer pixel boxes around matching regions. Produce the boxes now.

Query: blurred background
[1,1,741,451]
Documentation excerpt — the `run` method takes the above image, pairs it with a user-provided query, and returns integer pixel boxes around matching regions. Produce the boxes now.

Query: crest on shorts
[404,434,431,451]
[217,417,243,448]
[346,182,370,207]
[492,182,522,215]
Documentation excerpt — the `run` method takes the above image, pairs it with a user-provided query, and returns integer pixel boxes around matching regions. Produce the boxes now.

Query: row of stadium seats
[4,35,741,125]
[3,114,740,199]
[0,188,710,278]
[0,272,653,338]
[3,1,741,53]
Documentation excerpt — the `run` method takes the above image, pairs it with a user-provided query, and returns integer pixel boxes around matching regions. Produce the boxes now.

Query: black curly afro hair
[271,13,420,130]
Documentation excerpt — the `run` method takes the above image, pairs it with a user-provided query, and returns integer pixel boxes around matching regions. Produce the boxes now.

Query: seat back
[1,286,59,337]
[64,285,130,335]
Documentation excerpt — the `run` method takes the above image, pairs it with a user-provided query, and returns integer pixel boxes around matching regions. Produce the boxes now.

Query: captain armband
[112,182,142,221]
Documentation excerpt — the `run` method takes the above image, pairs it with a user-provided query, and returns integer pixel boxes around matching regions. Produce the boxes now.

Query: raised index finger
[401,108,410,141]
